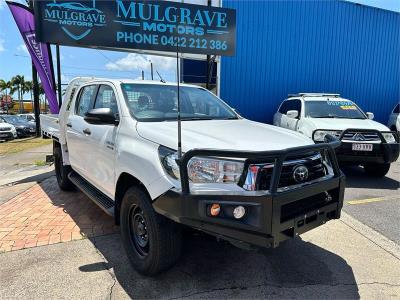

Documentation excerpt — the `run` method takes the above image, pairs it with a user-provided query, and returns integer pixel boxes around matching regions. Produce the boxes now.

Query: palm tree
[11,75,26,113]
[0,79,12,113]
[24,80,33,111]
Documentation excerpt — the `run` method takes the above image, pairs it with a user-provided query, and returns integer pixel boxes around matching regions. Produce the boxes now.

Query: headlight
[158,146,244,184]
[313,130,342,142]
[187,157,244,184]
[382,132,396,144]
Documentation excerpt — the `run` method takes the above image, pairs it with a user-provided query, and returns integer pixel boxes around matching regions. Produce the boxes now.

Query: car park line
[346,196,398,205]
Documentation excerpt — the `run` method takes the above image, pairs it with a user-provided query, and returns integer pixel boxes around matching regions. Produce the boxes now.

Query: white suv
[273,93,399,177]
[0,117,17,141]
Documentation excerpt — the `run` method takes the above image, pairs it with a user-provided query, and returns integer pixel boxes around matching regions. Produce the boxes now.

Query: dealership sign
[33,0,236,56]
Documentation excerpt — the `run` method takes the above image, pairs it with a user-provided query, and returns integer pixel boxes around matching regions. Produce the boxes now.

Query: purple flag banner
[7,1,59,114]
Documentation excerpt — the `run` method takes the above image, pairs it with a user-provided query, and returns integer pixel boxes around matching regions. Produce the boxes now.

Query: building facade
[220,0,400,124]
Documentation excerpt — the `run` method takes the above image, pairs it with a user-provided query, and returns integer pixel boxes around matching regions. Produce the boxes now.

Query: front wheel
[364,163,391,177]
[120,187,182,276]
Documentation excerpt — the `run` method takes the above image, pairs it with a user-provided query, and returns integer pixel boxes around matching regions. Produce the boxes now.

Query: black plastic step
[68,171,115,216]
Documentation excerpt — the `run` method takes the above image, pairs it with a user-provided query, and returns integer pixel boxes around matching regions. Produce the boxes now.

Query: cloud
[0,39,5,52]
[105,53,175,73]
[17,43,29,55]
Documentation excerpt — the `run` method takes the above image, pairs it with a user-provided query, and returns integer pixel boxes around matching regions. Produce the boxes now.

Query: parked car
[0,118,17,141]
[273,93,399,177]
[387,103,399,132]
[0,115,36,138]
[18,113,36,123]
[41,78,345,276]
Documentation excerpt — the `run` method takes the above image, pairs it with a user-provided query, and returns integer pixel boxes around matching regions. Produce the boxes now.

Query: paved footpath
[0,175,399,299]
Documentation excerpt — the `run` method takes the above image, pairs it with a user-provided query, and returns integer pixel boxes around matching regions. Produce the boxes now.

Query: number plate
[352,143,373,151]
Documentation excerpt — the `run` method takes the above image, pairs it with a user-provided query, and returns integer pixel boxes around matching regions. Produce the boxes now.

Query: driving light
[382,132,396,144]
[187,157,244,183]
[210,204,221,216]
[233,206,246,219]
[313,130,342,142]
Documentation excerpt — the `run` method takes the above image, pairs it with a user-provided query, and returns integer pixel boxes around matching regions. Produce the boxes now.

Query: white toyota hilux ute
[273,93,399,177]
[41,79,345,276]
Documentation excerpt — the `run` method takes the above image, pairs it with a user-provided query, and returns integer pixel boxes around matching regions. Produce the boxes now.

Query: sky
[0,0,399,100]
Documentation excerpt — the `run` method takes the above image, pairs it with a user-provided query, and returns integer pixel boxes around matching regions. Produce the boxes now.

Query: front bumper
[337,129,399,164]
[16,127,35,137]
[153,140,345,249]
[0,132,14,140]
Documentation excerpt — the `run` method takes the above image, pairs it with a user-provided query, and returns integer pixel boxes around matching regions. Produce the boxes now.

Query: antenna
[176,19,182,159]
[156,70,166,83]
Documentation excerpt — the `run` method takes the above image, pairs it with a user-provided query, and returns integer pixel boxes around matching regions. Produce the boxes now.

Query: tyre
[120,186,182,276]
[54,144,75,190]
[364,163,391,177]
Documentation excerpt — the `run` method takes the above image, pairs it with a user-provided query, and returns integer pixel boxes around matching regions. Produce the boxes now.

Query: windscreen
[121,84,238,122]
[305,100,366,119]
[1,115,23,123]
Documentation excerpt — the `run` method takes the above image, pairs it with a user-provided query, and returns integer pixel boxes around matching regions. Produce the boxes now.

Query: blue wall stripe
[221,0,400,124]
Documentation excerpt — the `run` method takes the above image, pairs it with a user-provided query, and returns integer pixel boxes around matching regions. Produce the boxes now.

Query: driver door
[83,84,120,198]
[286,99,302,131]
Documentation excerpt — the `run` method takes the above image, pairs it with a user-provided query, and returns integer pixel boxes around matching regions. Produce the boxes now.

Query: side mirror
[84,108,118,125]
[286,110,299,119]
[366,112,374,120]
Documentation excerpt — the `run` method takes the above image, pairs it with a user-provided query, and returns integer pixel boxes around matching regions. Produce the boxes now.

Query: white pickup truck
[273,93,399,177]
[41,78,345,275]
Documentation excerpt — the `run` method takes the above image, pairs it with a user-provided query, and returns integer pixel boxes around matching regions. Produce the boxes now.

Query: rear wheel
[54,144,74,190]
[364,163,391,177]
[120,186,182,276]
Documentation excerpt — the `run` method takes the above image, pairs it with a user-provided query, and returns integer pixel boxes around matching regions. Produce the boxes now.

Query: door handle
[66,122,72,128]
[83,128,91,135]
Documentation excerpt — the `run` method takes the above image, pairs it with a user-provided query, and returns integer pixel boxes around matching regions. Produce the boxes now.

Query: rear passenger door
[84,84,120,198]
[66,84,98,178]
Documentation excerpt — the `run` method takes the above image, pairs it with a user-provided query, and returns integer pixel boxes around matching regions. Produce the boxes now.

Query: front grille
[342,131,381,142]
[244,153,328,191]
[0,127,12,131]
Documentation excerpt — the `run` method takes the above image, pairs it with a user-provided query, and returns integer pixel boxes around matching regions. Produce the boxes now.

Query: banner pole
[56,44,62,108]
[29,0,41,137]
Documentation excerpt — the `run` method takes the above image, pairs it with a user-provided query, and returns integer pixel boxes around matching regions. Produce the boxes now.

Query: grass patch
[34,160,47,167]
[0,137,52,156]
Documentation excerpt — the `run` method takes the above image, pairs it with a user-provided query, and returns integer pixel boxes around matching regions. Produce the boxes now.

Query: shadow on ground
[34,177,359,299]
[84,232,359,299]
[341,165,399,190]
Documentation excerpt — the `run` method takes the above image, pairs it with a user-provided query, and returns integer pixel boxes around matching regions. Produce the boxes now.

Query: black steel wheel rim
[129,206,149,257]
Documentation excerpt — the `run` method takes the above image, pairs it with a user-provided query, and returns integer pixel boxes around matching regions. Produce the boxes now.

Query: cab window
[279,101,289,114]
[76,85,97,117]
[94,85,118,116]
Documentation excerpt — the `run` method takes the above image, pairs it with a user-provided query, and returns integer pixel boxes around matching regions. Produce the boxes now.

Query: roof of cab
[70,77,201,89]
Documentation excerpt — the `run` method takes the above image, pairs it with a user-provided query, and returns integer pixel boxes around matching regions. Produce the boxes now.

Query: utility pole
[142,70,144,80]
[150,60,154,80]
